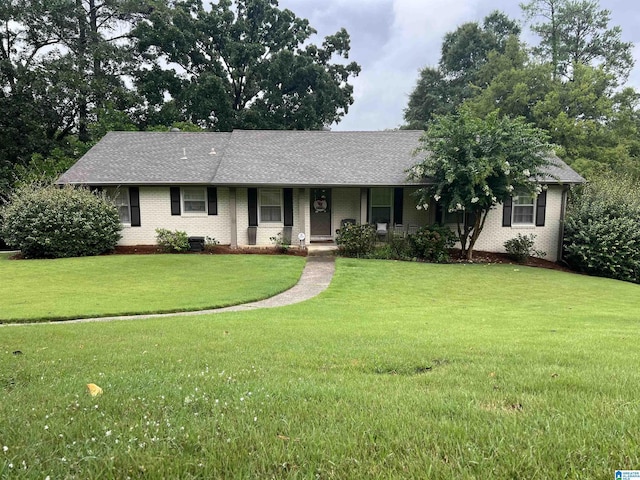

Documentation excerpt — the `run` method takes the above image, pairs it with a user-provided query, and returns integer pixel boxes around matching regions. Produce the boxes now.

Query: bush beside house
[0,184,122,258]
[563,176,640,283]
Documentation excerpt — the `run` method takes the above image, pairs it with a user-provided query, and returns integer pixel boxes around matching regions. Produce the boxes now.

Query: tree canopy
[409,109,554,260]
[0,0,360,197]
[404,0,639,180]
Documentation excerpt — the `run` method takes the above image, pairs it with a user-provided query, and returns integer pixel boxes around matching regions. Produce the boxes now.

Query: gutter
[557,185,570,263]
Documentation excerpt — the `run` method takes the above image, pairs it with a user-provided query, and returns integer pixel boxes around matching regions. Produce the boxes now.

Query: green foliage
[407,2,640,182]
[0,254,305,322]
[563,175,640,283]
[410,108,553,259]
[0,183,121,258]
[404,11,520,127]
[155,228,189,253]
[370,234,413,261]
[504,233,546,263]
[408,225,456,262]
[269,232,291,253]
[132,0,360,130]
[2,261,640,477]
[204,236,220,253]
[336,223,377,258]
[521,0,633,82]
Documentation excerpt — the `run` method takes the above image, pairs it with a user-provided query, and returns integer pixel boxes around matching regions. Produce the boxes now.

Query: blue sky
[278,0,640,131]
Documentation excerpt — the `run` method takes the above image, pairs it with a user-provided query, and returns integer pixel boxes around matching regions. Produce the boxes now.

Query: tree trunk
[76,0,90,142]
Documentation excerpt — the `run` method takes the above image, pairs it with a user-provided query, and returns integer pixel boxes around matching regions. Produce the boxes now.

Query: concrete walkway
[7,252,336,325]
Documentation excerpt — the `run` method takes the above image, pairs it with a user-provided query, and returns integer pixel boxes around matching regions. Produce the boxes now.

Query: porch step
[307,244,338,257]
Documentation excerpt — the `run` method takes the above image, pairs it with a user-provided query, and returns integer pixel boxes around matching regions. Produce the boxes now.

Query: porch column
[298,188,308,242]
[229,187,237,248]
[360,188,369,224]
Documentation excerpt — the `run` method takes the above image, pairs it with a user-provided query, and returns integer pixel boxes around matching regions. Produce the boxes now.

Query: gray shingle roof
[57,130,585,186]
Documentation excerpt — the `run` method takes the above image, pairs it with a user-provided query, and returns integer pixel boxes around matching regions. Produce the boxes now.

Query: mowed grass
[1,259,640,478]
[0,253,305,322]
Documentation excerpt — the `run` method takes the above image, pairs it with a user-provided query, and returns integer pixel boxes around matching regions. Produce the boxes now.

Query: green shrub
[563,175,640,283]
[336,223,377,258]
[204,236,220,253]
[0,183,121,258]
[269,232,291,253]
[408,225,456,262]
[155,228,189,253]
[504,234,546,264]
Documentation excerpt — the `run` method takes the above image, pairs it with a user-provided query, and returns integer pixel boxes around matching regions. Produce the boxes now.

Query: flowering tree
[409,109,554,260]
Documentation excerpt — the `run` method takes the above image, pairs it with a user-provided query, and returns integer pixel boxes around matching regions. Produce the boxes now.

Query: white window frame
[512,191,535,225]
[106,187,131,225]
[182,187,207,214]
[370,187,393,225]
[259,188,283,223]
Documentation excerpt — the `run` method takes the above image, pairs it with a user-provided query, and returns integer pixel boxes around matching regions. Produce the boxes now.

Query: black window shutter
[435,204,443,224]
[89,186,103,194]
[465,211,477,229]
[170,187,181,215]
[535,190,547,227]
[207,187,218,216]
[502,196,513,227]
[248,188,258,227]
[129,187,141,227]
[283,188,294,226]
[393,188,403,225]
[366,188,370,223]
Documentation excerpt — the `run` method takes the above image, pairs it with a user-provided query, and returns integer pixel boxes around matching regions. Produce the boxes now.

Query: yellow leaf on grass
[87,383,103,397]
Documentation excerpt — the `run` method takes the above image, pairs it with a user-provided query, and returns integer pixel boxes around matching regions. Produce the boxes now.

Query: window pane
[371,188,392,206]
[118,205,131,224]
[513,206,534,224]
[184,201,206,212]
[512,191,535,224]
[260,206,281,222]
[260,189,282,222]
[183,188,206,212]
[183,189,205,201]
[514,194,534,206]
[371,207,391,224]
[106,188,130,223]
[261,189,280,206]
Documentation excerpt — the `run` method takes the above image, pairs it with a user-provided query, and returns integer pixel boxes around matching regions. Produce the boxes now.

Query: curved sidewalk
[10,255,336,325]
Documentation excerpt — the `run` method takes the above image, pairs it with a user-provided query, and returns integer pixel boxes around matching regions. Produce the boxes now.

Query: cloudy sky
[278,0,640,131]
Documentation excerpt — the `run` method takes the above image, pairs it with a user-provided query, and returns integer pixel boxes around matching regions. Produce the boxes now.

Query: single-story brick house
[57,129,584,260]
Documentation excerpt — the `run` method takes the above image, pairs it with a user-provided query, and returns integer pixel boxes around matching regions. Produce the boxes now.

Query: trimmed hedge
[0,184,122,258]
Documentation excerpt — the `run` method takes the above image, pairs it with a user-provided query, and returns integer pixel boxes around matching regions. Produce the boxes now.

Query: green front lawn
[1,259,639,478]
[0,253,305,322]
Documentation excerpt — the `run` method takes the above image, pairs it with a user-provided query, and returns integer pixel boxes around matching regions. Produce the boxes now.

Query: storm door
[310,188,332,237]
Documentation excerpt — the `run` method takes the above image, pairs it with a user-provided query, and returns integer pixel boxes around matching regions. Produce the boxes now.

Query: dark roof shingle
[57,130,585,186]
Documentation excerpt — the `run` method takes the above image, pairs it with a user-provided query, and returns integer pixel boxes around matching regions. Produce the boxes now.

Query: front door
[310,188,331,237]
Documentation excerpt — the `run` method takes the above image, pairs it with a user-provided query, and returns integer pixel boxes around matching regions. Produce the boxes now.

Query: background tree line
[404,0,639,180]
[0,0,360,197]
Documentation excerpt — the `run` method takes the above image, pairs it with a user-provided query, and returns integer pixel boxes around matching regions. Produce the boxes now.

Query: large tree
[404,11,520,129]
[521,0,634,82]
[409,109,554,260]
[0,0,143,196]
[132,0,360,130]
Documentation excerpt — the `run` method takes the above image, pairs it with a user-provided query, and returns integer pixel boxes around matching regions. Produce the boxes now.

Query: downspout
[557,185,569,263]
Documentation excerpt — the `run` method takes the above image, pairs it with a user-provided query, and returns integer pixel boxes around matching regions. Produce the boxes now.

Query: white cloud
[281,0,640,131]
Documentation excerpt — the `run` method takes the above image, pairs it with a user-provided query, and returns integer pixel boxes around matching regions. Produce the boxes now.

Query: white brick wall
[117,185,566,260]
[462,185,564,261]
[402,187,430,227]
[119,186,231,245]
[331,188,361,229]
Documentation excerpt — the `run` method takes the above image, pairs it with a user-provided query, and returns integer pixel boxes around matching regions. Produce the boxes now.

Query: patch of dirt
[449,249,572,272]
[110,245,307,256]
